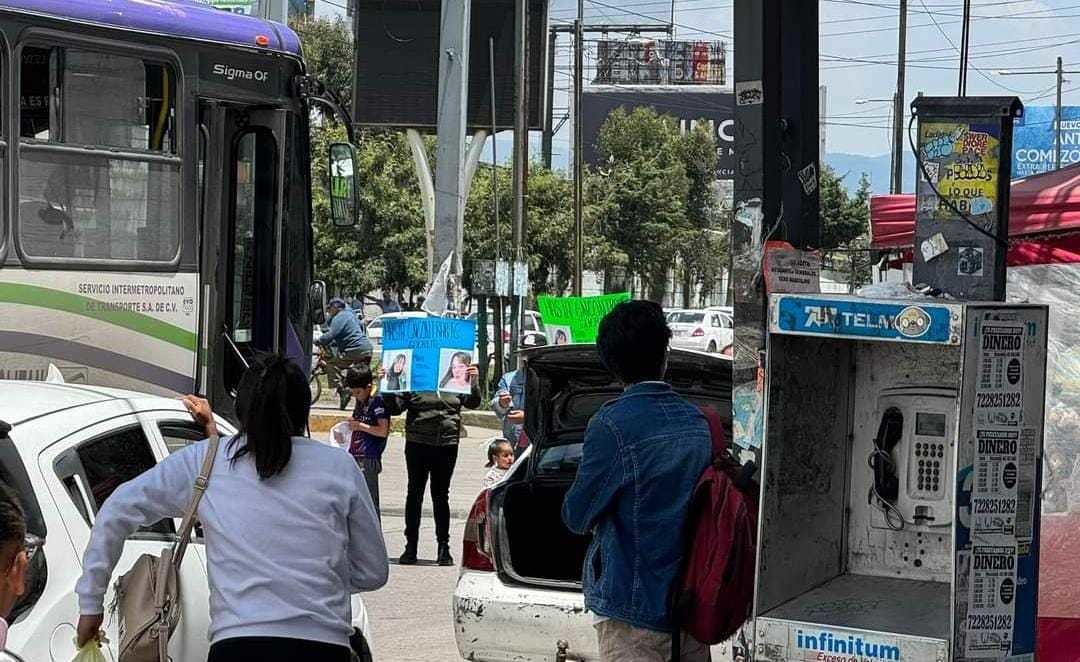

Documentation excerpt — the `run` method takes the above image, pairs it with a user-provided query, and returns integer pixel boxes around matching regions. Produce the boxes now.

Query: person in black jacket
[381,363,482,566]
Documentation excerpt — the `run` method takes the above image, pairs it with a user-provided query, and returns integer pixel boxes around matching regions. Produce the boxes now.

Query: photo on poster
[548,325,573,346]
[380,349,412,393]
[438,348,473,394]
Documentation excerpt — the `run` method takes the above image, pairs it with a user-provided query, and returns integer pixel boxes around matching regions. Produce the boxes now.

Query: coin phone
[869,387,957,530]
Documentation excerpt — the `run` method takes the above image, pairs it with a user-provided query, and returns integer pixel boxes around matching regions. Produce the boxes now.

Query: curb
[309,408,503,434]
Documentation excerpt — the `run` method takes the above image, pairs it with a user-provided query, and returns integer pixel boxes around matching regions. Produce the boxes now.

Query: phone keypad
[913,441,946,496]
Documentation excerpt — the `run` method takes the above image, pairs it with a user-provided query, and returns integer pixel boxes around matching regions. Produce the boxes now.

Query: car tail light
[462,489,495,571]
[692,328,705,337]
[503,329,511,343]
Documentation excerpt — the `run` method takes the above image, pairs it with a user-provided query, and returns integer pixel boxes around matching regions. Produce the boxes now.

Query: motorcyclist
[316,298,374,409]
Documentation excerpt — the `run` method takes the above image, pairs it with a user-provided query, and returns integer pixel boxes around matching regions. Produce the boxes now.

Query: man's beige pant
[596,619,711,662]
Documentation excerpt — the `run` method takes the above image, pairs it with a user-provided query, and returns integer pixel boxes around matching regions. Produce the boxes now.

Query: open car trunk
[490,346,732,589]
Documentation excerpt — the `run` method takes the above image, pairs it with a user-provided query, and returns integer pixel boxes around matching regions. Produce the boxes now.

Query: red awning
[870,163,1080,249]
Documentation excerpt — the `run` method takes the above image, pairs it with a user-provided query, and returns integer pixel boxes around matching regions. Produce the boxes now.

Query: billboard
[581,85,734,178]
[594,40,726,86]
[1011,105,1080,178]
[352,0,547,130]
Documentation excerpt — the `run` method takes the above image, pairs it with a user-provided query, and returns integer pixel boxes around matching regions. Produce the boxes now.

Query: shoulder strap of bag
[172,433,220,568]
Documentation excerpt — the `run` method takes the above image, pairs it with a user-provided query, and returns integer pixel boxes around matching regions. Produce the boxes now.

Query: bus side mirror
[311,281,328,326]
[328,143,360,228]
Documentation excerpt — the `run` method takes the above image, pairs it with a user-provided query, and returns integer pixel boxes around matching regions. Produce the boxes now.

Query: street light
[997,57,1080,170]
[854,98,893,105]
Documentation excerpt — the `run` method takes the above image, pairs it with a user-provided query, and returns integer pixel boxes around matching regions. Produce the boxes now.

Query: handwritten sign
[380,318,476,394]
[536,293,631,345]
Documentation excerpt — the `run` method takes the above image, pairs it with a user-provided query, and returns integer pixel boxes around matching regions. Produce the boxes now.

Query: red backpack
[672,405,759,648]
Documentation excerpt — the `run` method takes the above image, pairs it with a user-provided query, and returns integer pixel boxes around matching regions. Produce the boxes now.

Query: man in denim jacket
[562,300,712,661]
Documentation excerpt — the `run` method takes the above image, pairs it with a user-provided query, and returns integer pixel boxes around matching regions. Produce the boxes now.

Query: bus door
[199,103,288,415]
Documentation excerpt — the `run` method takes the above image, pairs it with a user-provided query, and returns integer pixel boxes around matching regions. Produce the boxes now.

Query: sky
[314,0,1080,163]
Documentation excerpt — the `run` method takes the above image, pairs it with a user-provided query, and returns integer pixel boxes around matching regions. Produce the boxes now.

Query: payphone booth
[753,294,1047,662]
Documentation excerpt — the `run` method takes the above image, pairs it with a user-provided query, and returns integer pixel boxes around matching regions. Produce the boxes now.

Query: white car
[668,309,733,354]
[0,381,371,661]
[453,346,737,662]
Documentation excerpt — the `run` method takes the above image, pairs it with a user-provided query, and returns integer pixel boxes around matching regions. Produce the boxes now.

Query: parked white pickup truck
[453,346,746,661]
[0,381,372,661]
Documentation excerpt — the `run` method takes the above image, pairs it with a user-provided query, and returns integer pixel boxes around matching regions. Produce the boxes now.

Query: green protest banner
[537,293,631,344]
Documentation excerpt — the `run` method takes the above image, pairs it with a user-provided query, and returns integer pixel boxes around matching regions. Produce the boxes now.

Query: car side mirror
[311,281,328,326]
[328,143,360,228]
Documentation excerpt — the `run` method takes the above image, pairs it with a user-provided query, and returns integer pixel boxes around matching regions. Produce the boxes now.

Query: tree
[819,166,873,289]
[464,163,584,296]
[820,166,871,249]
[296,16,428,299]
[591,107,691,301]
[290,16,353,110]
[676,121,725,307]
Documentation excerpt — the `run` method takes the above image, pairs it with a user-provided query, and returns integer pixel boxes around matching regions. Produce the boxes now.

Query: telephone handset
[871,407,904,502]
[868,387,956,530]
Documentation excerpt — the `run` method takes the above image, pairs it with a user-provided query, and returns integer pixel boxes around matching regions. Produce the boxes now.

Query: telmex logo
[895,306,932,338]
[211,63,270,82]
[796,629,902,661]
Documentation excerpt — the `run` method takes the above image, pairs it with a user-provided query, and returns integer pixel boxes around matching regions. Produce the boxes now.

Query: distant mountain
[824,152,917,197]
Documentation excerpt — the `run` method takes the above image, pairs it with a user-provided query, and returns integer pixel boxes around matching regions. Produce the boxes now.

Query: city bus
[0,0,356,414]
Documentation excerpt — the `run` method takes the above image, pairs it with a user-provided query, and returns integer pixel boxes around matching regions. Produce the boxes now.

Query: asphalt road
[315,425,494,661]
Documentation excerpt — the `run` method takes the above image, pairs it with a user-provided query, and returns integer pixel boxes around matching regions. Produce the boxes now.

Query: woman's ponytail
[229,354,310,479]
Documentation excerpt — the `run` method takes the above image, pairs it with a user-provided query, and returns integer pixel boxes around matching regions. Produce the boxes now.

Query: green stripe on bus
[0,282,197,351]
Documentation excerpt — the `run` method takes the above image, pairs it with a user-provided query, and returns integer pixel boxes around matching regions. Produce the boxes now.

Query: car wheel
[707,341,717,353]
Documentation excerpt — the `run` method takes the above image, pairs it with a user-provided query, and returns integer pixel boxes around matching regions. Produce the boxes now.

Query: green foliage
[464,163,589,296]
[820,166,871,249]
[290,16,353,110]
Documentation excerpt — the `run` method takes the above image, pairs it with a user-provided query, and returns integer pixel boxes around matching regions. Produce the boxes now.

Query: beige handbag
[111,434,219,662]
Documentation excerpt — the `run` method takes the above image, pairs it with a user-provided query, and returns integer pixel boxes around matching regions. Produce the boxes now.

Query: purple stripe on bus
[0,0,301,55]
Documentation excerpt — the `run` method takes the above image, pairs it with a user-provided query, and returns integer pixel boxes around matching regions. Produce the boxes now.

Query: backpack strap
[172,433,220,568]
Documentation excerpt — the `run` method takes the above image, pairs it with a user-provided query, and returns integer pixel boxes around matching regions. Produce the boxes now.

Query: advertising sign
[535,293,630,345]
[770,295,962,345]
[581,86,734,178]
[379,318,476,394]
[594,40,726,86]
[1011,105,1080,178]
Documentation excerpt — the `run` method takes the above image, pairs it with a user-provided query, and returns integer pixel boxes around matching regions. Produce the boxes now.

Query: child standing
[345,367,391,516]
[482,438,515,489]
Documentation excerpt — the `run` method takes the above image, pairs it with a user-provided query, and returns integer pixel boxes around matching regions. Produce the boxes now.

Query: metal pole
[542,31,557,169]
[573,8,584,296]
[433,0,472,311]
[491,37,501,258]
[963,0,972,95]
[1057,56,1064,170]
[490,36,505,380]
[892,0,907,194]
[510,0,528,360]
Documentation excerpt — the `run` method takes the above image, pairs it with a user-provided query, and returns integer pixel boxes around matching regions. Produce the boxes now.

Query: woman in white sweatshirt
[74,354,388,661]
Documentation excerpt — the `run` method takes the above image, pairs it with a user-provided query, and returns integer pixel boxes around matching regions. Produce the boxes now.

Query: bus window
[20,47,51,140]
[17,45,180,263]
[229,130,277,353]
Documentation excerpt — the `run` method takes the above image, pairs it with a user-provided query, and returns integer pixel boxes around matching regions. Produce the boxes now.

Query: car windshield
[368,319,383,328]
[670,312,705,324]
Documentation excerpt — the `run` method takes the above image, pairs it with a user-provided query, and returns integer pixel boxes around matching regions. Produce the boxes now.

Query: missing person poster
[380,317,476,394]
[536,293,631,345]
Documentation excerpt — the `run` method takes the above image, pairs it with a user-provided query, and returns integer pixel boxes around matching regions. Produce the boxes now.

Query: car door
[38,412,211,662]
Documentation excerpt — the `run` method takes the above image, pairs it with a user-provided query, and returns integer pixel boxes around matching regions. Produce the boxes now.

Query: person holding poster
[382,370,481,566]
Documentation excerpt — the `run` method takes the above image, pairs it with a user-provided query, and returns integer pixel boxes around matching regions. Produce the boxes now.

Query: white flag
[422,252,454,316]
